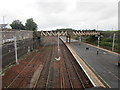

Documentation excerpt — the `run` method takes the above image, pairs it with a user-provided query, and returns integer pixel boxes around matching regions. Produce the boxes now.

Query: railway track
[61,39,93,89]
[62,47,84,88]
[3,37,49,89]
[33,46,53,88]
[2,36,93,89]
[33,37,93,89]
[33,38,59,89]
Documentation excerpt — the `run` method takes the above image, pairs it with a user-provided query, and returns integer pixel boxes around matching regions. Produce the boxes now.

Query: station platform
[60,37,106,88]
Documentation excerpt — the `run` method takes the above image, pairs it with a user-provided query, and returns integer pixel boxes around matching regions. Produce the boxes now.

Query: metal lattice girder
[39,31,100,36]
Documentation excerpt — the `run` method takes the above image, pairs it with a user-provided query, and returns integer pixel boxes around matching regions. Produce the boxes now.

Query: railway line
[2,37,49,88]
[60,40,93,89]
[2,36,93,89]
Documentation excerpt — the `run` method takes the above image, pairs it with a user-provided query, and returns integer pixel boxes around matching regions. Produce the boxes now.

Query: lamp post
[95,34,103,54]
[79,36,82,42]
[95,34,103,48]
[112,33,115,51]
[55,32,60,61]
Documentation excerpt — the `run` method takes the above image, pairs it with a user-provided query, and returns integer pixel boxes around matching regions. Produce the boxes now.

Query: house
[0,24,8,29]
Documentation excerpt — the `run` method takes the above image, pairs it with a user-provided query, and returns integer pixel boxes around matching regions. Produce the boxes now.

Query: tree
[25,18,37,31]
[10,20,25,30]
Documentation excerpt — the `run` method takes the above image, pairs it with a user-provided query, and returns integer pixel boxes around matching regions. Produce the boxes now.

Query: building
[0,24,8,29]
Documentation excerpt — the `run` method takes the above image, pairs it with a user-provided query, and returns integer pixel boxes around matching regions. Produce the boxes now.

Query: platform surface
[60,37,106,88]
[61,37,120,88]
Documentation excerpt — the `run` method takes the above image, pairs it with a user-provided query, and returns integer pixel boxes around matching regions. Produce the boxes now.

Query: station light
[95,34,103,47]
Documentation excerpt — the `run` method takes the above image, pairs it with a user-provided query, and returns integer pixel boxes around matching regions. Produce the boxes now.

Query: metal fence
[1,29,36,68]
[2,39,34,68]
[1,30,33,44]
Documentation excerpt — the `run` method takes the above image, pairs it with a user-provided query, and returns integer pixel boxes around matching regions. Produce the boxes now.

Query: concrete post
[14,36,19,65]
[112,33,115,51]
[58,32,60,51]
[98,36,100,47]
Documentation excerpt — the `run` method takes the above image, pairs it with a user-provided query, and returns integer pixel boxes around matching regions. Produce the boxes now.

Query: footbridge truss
[38,31,100,36]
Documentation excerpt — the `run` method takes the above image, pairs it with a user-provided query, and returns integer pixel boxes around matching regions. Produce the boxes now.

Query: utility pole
[3,16,5,24]
[97,25,98,31]
[96,35,103,47]
[14,36,19,65]
[79,36,82,42]
[55,32,60,61]
[58,32,60,51]
[95,25,103,55]
[97,36,100,47]
[96,25,100,47]
[112,33,115,51]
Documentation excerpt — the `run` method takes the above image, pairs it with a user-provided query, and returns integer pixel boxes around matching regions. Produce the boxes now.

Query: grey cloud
[98,4,118,20]
[76,2,106,12]
[75,2,117,29]
[0,0,118,30]
[76,2,117,20]
[36,2,67,14]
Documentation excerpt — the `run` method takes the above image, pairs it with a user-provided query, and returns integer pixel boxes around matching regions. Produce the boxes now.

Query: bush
[100,41,112,47]
[101,38,112,42]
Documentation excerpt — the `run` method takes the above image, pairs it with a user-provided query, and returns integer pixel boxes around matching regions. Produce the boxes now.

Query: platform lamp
[95,34,103,48]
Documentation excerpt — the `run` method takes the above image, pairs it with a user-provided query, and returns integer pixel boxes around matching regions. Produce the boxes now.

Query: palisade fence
[1,29,41,68]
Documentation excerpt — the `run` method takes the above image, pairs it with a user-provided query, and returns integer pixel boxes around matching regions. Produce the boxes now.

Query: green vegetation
[10,20,25,30]
[25,18,37,31]
[55,28,74,31]
[10,18,37,31]
[54,28,97,31]
[82,31,120,53]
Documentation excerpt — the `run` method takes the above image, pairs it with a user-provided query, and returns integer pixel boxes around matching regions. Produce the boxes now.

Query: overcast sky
[0,0,119,31]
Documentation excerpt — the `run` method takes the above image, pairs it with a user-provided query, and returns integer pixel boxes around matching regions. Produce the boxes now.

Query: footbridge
[37,31,100,43]
[39,31,100,36]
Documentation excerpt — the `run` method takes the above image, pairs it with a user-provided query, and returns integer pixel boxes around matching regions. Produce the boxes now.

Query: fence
[1,29,38,68]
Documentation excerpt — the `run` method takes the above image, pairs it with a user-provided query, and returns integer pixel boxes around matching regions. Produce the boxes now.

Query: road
[67,39,120,88]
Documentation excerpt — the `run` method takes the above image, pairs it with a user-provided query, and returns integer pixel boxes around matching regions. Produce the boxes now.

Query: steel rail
[5,38,48,89]
[62,47,74,89]
[61,39,85,89]
[68,52,85,88]
[45,42,55,89]
[33,43,53,89]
